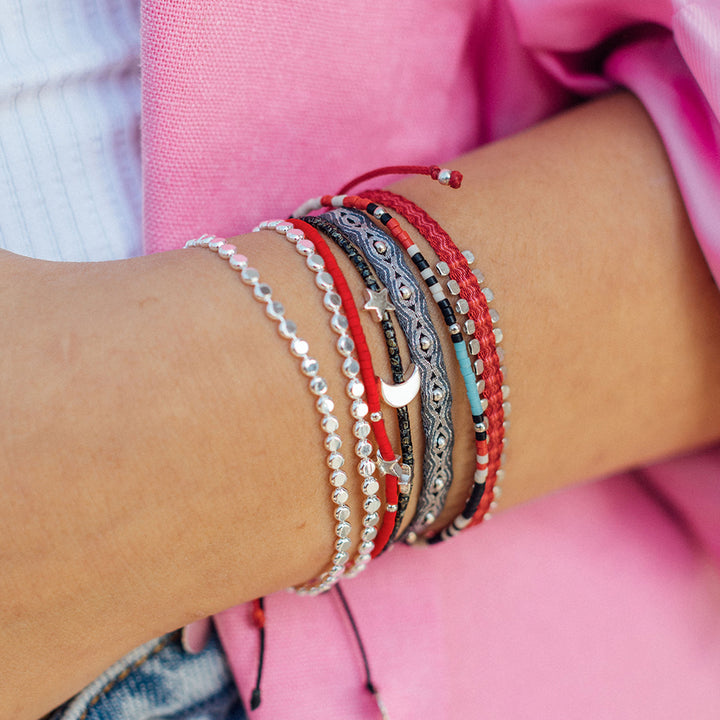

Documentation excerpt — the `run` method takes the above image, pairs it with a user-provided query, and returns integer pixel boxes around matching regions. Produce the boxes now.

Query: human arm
[2,92,719,720]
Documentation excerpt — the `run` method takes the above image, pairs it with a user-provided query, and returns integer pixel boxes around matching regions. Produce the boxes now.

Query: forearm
[2,92,719,719]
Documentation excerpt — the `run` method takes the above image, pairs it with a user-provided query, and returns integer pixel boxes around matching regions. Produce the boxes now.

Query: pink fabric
[141,1,720,717]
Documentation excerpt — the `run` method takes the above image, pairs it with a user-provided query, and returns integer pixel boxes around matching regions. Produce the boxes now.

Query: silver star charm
[376,449,409,480]
[363,287,395,321]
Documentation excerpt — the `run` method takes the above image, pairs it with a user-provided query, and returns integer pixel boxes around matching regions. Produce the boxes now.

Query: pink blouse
[141,1,720,716]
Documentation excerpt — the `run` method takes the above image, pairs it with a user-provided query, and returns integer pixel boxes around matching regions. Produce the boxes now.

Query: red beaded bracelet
[290,219,402,559]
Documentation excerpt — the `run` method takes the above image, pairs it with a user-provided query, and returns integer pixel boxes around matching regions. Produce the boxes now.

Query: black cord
[250,597,265,710]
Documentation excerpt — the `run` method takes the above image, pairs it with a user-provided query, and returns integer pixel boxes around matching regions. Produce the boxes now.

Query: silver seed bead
[356,440,373,458]
[334,505,351,522]
[362,477,380,496]
[432,387,445,402]
[489,309,500,324]
[437,168,452,185]
[433,477,445,491]
[336,537,352,553]
[316,395,334,414]
[266,300,285,319]
[472,268,485,283]
[327,452,344,470]
[449,323,461,334]
[405,531,418,544]
[347,378,365,399]
[290,337,310,356]
[464,319,476,334]
[436,261,450,276]
[337,335,355,356]
[494,327,504,343]
[351,399,369,419]
[309,375,328,395]
[447,280,461,295]
[436,434,447,449]
[363,496,381,513]
[353,420,371,439]
[342,357,361,377]
[331,313,349,333]
[278,318,297,338]
[474,358,484,375]
[321,414,339,433]
[497,347,505,363]
[374,240,387,254]
[240,267,260,285]
[332,487,349,505]
[468,338,480,355]
[301,357,320,376]
[419,334,431,351]
[333,551,349,566]
[503,401,512,417]
[370,411,382,422]
[362,525,378,542]
[363,512,380,528]
[359,459,377,479]
[461,249,475,264]
[477,378,486,394]
[424,512,436,526]
[359,541,375,555]
[316,271,334,290]
[482,287,495,302]
[399,285,412,300]
[481,397,489,411]
[335,522,351,538]
[455,298,470,314]
[502,384,510,400]
[324,433,342,452]
[330,469,347,487]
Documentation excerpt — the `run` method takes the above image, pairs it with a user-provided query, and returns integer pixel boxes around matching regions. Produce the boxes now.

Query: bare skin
[1,93,719,719]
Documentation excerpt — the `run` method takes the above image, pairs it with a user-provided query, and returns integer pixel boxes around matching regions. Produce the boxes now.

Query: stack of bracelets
[184,164,509,595]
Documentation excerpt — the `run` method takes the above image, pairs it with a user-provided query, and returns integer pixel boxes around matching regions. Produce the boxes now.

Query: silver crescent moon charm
[378,364,420,408]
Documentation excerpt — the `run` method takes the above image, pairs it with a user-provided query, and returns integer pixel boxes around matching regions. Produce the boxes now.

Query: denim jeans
[50,627,247,720]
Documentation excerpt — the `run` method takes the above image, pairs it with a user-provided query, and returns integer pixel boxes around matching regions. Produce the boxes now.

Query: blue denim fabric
[50,627,247,720]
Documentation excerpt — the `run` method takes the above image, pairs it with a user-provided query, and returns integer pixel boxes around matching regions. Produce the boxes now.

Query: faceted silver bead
[493,327,504,343]
[324,433,342,452]
[359,541,375,555]
[316,396,335,416]
[332,487,349,505]
[374,240,387,254]
[333,551,349,566]
[327,452,344,470]
[370,411,382,422]
[321,414,339,433]
[502,384,510,400]
[307,254,325,272]
[474,358,484,375]
[301,357,320,376]
[363,512,379,528]
[419,334,431,351]
[337,335,355,356]
[496,347,505,363]
[472,269,485,284]
[266,300,285,320]
[461,249,475,264]
[229,254,248,271]
[361,525,378,542]
[355,440,373,458]
[296,238,315,255]
[240,267,260,285]
[309,376,328,395]
[342,357,360,378]
[399,285,412,300]
[347,378,365,399]
[334,505,351,522]
[477,378,486,394]
[449,323,461,334]
[278,318,297,338]
[335,522,351,538]
[324,292,342,311]
[502,401,512,417]
[353,420,371,439]
[482,287,495,303]
[315,271,334,290]
[481,398,489,411]
[351,399,369,419]
[436,261,450,276]
[455,298,470,314]
[489,309,500,324]
[331,313,349,334]
[290,337,310,357]
[359,459,377,479]
[468,338,480,355]
[275,221,293,233]
[330,469,347,487]
[335,536,352,553]
[447,279,461,295]
[253,283,272,302]
[362,477,380,496]
[363,496,381,513]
